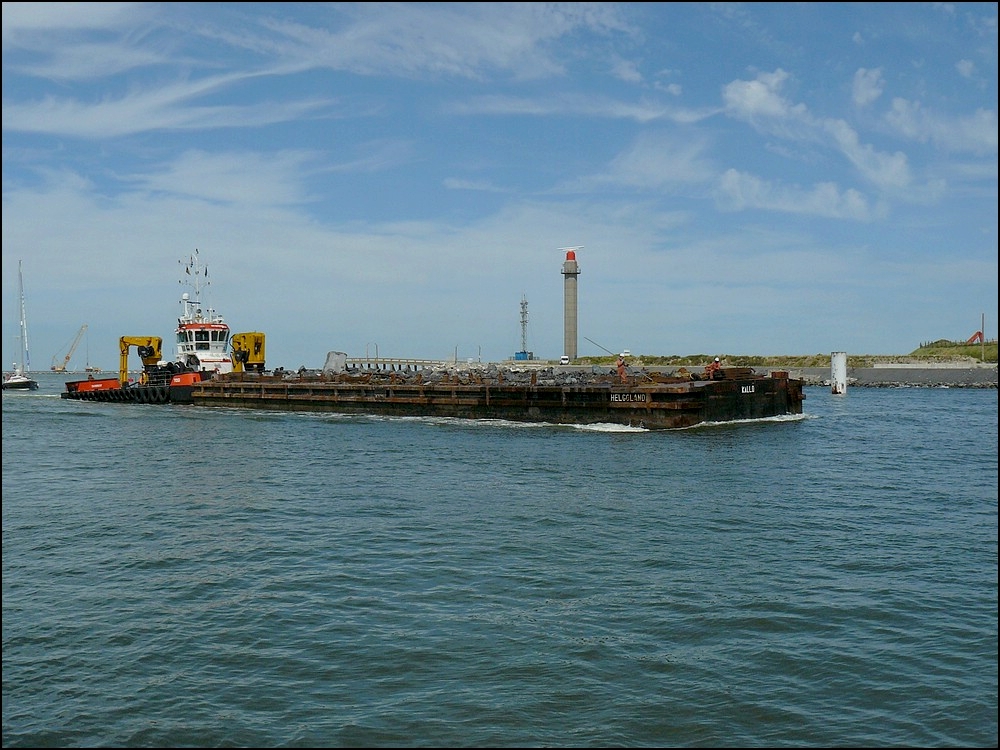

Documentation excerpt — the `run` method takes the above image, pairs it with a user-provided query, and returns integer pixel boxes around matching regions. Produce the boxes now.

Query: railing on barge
[346,357,449,372]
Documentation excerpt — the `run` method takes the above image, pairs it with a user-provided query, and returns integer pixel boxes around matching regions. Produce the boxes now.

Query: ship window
[195,331,209,342]
[196,342,210,351]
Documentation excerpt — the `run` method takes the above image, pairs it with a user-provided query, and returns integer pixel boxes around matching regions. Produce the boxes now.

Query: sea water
[2,374,997,747]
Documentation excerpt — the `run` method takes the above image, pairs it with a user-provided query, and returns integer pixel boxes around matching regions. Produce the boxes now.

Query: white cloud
[557,131,716,193]
[446,93,714,124]
[721,69,976,195]
[852,68,885,108]
[1,73,338,138]
[716,169,877,221]
[722,69,804,120]
[824,119,913,190]
[885,98,998,155]
[443,178,508,193]
[6,42,172,81]
[956,59,976,78]
[1,2,146,43]
[262,3,636,82]
[127,150,316,207]
[610,56,643,84]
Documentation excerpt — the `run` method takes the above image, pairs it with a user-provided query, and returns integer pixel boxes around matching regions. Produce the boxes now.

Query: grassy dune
[575,340,998,368]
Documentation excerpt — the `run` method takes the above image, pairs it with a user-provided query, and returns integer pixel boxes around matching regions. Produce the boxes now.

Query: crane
[51,324,88,371]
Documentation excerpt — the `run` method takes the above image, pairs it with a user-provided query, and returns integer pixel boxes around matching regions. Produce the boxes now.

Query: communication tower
[514,294,533,360]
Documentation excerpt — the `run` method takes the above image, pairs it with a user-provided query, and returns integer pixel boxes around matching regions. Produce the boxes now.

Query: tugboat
[173,249,234,376]
[62,250,240,403]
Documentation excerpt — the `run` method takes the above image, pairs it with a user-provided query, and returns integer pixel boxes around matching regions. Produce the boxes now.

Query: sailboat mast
[18,260,31,373]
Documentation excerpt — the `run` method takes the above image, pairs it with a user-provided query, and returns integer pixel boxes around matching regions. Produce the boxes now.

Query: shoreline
[765,364,997,389]
[554,361,997,389]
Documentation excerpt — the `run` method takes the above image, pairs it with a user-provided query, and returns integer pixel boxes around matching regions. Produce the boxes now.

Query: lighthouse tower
[560,247,581,361]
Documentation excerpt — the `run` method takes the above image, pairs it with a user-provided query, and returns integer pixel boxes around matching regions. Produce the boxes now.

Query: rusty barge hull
[187,372,805,430]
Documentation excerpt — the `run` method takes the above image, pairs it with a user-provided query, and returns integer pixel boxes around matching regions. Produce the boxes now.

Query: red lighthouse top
[565,250,576,261]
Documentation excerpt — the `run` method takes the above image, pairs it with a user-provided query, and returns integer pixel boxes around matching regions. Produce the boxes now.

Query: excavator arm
[119,336,162,385]
[966,330,984,344]
[231,332,266,373]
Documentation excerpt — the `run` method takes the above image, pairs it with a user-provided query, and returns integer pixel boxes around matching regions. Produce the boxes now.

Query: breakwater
[776,363,997,388]
[552,361,996,389]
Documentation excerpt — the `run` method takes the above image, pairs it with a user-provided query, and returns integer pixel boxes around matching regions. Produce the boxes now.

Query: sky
[2,2,997,372]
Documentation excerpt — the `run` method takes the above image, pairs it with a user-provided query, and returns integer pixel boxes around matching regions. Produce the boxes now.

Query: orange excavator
[966,331,984,344]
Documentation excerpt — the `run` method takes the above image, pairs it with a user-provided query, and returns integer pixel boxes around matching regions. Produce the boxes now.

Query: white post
[831,351,847,394]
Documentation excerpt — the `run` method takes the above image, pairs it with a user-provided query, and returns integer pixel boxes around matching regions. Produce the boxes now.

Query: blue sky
[3,2,997,371]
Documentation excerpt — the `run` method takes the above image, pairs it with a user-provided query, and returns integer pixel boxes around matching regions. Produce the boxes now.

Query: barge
[61,251,805,428]
[63,348,805,429]
[183,364,805,430]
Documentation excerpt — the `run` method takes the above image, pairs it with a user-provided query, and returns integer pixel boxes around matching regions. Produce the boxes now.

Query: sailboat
[3,260,39,391]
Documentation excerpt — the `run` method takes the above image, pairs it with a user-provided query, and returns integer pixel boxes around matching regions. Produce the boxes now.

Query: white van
[559,355,570,365]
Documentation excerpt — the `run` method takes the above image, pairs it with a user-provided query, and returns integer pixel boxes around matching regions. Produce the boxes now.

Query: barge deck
[184,367,805,430]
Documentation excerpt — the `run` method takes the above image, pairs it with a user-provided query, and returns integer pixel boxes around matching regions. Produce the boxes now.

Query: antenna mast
[520,295,529,354]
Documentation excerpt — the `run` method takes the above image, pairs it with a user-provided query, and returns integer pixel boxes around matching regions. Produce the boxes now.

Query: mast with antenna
[520,295,529,354]
[514,294,533,360]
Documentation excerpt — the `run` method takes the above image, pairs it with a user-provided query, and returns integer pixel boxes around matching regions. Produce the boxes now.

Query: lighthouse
[560,247,581,361]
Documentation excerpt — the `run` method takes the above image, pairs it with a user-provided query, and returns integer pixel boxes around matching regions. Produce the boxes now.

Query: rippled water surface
[3,375,997,747]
